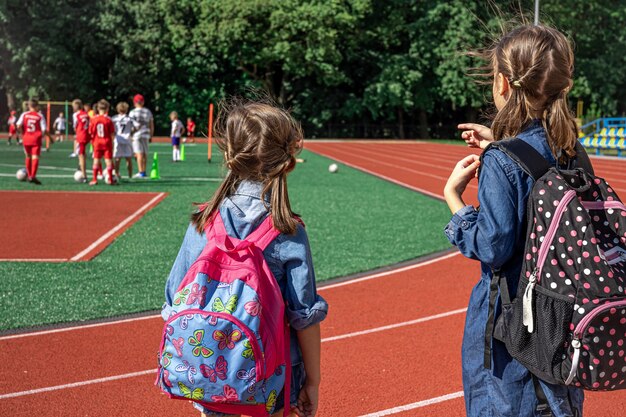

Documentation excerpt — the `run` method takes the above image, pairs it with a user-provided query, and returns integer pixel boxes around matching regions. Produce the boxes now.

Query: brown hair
[72,99,83,110]
[478,25,578,157]
[116,101,129,114]
[97,99,110,112]
[28,99,39,109]
[191,100,303,235]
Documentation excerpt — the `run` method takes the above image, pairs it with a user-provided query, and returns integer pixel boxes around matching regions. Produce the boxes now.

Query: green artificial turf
[0,141,452,330]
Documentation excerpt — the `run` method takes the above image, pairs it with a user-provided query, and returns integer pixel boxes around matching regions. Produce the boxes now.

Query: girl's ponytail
[191,171,239,234]
[265,170,299,235]
[544,93,578,158]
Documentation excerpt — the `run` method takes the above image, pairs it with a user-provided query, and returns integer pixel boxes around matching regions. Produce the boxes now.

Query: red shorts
[77,142,90,156]
[24,144,41,156]
[93,143,113,159]
[9,126,16,135]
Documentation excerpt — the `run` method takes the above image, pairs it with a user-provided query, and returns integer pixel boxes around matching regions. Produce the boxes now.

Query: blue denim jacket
[444,121,583,417]
[165,180,329,366]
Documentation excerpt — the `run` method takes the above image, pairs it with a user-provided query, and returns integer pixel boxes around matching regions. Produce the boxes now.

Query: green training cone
[150,152,160,179]
[180,144,185,161]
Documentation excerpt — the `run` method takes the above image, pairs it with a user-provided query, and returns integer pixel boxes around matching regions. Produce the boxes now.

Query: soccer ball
[16,168,27,181]
[74,170,85,182]
[328,163,339,173]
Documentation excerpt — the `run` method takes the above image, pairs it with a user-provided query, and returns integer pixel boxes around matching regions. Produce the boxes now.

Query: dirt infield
[0,190,166,262]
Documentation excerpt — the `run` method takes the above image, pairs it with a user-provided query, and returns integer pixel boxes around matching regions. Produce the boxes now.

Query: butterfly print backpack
[156,213,291,417]
[488,138,626,391]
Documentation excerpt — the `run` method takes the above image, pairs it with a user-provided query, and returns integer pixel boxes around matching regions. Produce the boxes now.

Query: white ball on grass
[328,163,339,173]
[16,168,27,181]
[74,170,85,182]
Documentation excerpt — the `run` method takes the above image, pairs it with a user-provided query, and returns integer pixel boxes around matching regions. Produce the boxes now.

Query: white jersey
[112,114,133,145]
[53,117,66,131]
[171,119,184,138]
[129,107,153,140]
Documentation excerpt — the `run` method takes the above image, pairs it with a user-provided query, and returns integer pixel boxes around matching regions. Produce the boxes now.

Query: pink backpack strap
[205,213,281,252]
[244,215,281,251]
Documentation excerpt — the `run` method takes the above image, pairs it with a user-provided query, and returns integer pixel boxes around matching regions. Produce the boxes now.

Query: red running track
[0,190,166,262]
[1,142,624,416]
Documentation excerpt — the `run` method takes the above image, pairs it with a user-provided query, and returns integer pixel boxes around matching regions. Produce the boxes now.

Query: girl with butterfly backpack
[444,25,590,417]
[158,99,328,417]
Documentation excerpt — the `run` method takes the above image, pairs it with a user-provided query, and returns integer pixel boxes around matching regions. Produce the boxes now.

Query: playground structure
[579,117,626,157]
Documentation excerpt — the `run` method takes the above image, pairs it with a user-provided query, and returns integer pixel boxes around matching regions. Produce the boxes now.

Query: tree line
[1,0,625,138]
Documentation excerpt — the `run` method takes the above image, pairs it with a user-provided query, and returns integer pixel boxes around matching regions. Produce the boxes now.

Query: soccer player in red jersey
[88,99,116,186]
[15,99,50,185]
[72,99,91,182]
[7,110,18,145]
[186,117,195,143]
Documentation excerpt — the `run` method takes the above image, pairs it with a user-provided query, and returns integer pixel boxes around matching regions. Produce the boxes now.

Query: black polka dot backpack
[488,138,626,393]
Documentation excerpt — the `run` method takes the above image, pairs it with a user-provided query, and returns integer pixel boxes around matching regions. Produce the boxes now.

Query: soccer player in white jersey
[112,101,136,180]
[169,111,185,162]
[128,94,153,178]
[53,112,66,142]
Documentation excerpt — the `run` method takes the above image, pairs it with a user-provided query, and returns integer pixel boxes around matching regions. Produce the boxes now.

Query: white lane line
[0,173,223,181]
[321,308,467,343]
[0,314,160,341]
[319,251,459,290]
[69,192,166,261]
[0,250,460,340]
[358,391,465,417]
[0,308,468,399]
[0,369,156,400]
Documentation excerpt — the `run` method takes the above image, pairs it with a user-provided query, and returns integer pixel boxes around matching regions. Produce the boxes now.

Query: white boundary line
[0,250,459,340]
[0,369,156,400]
[321,308,467,342]
[0,307,467,399]
[305,146,445,200]
[358,391,465,417]
[0,162,75,172]
[319,251,459,290]
[69,192,166,261]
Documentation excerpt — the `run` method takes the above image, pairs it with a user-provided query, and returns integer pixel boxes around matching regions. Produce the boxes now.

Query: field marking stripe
[0,162,75,172]
[69,192,166,261]
[321,308,467,342]
[358,391,465,417]
[0,369,156,400]
[0,250,460,339]
[0,308,467,399]
[319,251,460,290]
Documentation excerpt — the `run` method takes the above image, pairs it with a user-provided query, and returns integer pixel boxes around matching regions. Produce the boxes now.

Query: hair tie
[511,80,522,88]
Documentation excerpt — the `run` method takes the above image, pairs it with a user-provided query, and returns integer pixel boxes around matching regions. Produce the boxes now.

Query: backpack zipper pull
[522,270,537,333]
[565,338,581,385]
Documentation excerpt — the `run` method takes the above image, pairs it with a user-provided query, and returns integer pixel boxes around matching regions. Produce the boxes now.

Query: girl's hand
[458,123,494,149]
[295,382,319,417]
[444,154,480,214]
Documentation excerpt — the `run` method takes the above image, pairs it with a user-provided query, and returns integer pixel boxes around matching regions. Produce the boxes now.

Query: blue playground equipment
[579,118,626,157]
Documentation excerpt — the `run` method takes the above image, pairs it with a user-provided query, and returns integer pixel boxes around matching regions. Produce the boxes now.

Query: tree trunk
[419,109,429,139]
[6,91,16,111]
[397,107,405,139]
[465,107,478,123]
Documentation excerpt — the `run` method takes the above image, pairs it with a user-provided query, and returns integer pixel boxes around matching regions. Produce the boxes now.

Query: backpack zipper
[522,190,577,333]
[565,299,626,385]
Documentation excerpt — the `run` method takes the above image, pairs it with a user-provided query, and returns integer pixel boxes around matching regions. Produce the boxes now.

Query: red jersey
[88,115,115,145]
[17,111,46,145]
[73,110,90,143]
[8,115,17,134]
[187,120,195,134]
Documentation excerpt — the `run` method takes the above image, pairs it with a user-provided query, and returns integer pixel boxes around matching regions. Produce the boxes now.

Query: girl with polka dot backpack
[488,134,626,392]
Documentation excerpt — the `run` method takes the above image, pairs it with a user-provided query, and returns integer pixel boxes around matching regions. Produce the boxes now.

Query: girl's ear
[496,72,511,97]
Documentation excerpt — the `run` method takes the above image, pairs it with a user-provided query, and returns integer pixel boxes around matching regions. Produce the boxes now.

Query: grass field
[0,141,452,330]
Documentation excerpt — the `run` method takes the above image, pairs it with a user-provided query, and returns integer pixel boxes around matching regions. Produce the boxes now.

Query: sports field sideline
[1,140,625,416]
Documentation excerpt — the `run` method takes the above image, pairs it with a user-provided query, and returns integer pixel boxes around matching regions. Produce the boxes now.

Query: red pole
[46,102,51,150]
[207,103,214,163]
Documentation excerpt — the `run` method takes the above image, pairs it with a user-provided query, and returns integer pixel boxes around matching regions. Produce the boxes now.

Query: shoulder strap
[572,141,595,175]
[244,215,281,251]
[483,137,551,181]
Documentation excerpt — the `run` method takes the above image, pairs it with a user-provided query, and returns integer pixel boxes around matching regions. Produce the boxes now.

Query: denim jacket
[445,121,558,293]
[165,180,329,365]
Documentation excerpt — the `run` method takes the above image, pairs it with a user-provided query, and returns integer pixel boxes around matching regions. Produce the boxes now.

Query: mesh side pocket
[497,278,575,385]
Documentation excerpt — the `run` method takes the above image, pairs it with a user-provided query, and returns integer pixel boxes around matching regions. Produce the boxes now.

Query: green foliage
[1,0,625,136]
